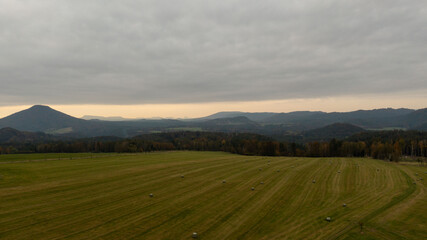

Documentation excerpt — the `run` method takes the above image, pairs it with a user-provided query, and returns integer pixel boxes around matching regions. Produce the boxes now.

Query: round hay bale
[251,187,255,191]
[325,217,331,222]
[192,232,198,238]
[222,180,226,183]
[343,203,347,207]
[312,180,316,183]
[149,193,154,198]
[181,175,185,178]
[337,171,341,173]
[260,181,264,184]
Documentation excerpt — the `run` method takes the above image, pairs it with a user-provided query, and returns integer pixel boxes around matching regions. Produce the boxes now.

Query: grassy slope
[0,153,125,163]
[0,152,425,240]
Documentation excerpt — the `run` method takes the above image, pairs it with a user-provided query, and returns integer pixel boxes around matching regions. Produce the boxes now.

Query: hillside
[303,123,365,141]
[0,105,132,137]
[0,105,86,133]
[403,108,427,129]
[262,108,416,130]
[0,127,58,144]
[194,111,277,122]
[196,116,262,132]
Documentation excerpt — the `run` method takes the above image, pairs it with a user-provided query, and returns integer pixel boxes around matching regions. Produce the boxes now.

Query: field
[0,152,426,239]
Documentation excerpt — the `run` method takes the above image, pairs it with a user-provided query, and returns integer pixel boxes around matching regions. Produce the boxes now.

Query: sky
[0,0,426,118]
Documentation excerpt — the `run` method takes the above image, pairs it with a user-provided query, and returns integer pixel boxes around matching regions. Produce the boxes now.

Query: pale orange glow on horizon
[0,94,426,119]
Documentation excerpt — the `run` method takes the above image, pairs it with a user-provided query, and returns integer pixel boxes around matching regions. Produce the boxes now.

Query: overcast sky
[0,0,426,113]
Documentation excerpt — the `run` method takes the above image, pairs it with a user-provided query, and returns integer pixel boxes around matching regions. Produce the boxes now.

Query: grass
[0,151,425,239]
[0,153,121,163]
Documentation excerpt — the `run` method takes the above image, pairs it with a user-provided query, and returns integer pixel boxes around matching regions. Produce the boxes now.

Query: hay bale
[251,187,255,191]
[222,180,226,183]
[260,181,264,184]
[312,180,316,183]
[325,217,331,222]
[192,232,198,238]
[181,175,185,178]
[343,203,347,207]
[149,193,154,198]
[337,171,341,173]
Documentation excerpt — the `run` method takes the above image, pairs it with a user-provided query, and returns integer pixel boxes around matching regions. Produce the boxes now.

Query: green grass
[0,152,425,239]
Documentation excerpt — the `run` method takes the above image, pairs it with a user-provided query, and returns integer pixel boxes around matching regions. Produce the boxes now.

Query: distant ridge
[303,123,365,141]
[261,108,416,130]
[199,116,262,132]
[0,105,425,140]
[194,111,277,122]
[81,115,131,121]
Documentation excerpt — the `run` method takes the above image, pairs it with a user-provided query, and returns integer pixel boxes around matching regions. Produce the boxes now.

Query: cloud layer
[1,0,426,105]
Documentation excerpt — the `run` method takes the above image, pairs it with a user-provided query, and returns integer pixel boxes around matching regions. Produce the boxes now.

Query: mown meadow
[0,152,425,239]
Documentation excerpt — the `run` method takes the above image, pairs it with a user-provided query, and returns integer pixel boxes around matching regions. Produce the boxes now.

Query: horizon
[0,96,425,120]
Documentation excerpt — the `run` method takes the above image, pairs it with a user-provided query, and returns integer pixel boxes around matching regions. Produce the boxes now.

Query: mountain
[197,116,262,132]
[262,108,415,130]
[0,105,87,133]
[0,105,132,137]
[303,123,365,141]
[81,115,131,121]
[403,108,427,129]
[194,111,277,122]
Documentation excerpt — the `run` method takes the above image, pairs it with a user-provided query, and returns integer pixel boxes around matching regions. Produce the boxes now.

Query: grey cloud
[0,0,426,105]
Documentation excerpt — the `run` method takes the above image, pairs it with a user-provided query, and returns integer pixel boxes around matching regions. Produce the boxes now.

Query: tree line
[1,131,426,162]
